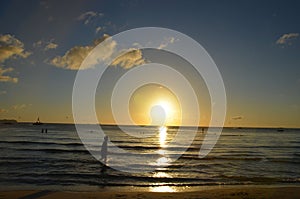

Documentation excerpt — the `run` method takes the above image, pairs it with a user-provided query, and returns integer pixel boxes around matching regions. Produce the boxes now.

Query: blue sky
[0,0,299,127]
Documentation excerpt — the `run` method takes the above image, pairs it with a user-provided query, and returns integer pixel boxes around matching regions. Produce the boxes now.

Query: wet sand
[1,186,300,199]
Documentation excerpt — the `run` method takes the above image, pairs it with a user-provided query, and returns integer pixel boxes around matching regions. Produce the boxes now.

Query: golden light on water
[149,186,177,192]
[159,126,167,147]
[153,172,171,178]
[156,156,170,166]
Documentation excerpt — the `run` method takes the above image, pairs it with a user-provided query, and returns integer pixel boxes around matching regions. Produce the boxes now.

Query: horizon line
[11,121,300,129]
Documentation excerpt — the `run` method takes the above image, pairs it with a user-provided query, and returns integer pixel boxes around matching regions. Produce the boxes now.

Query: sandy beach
[1,186,300,199]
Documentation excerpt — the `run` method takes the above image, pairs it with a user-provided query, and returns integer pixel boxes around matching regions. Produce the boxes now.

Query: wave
[180,155,264,161]
[219,174,300,183]
[0,140,84,147]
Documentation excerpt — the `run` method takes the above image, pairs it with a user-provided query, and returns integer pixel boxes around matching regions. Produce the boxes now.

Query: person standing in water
[100,136,108,164]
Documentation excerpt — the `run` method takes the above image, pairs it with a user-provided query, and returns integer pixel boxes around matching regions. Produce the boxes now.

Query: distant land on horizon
[0,119,18,124]
[3,120,297,130]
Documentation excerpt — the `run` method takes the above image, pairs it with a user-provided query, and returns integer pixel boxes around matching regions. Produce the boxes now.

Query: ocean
[0,123,299,191]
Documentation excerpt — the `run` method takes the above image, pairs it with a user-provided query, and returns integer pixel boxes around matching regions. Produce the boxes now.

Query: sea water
[0,123,299,191]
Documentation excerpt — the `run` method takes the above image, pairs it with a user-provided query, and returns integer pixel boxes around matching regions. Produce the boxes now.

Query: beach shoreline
[1,185,300,199]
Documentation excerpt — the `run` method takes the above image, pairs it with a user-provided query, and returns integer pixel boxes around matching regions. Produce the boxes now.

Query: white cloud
[0,67,18,83]
[158,37,176,49]
[0,34,30,84]
[33,39,58,51]
[276,33,299,45]
[44,42,58,50]
[77,11,104,25]
[0,34,31,63]
[111,49,145,69]
[50,45,95,70]
[49,34,146,70]
[95,26,102,34]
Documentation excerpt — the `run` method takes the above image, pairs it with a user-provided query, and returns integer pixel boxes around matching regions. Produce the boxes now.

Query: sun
[156,100,171,115]
[129,84,182,126]
[150,100,173,126]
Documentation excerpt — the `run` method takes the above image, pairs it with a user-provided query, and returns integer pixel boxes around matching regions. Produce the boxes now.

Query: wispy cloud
[158,37,176,49]
[231,116,243,120]
[77,11,104,25]
[0,34,30,83]
[111,49,145,69]
[12,104,30,110]
[33,40,42,48]
[0,67,18,83]
[33,39,58,51]
[0,34,31,63]
[95,26,102,34]
[44,42,58,50]
[276,33,299,45]
[48,34,146,70]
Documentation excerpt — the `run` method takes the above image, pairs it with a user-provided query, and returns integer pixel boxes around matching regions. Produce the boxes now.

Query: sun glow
[156,100,171,115]
[129,84,182,126]
[150,100,177,126]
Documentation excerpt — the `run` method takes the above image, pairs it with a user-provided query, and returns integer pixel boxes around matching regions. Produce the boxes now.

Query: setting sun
[129,84,182,126]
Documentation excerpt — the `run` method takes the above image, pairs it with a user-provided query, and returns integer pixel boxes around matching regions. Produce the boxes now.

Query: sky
[0,0,299,128]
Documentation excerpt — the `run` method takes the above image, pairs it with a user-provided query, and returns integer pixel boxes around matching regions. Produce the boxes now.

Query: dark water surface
[0,123,299,191]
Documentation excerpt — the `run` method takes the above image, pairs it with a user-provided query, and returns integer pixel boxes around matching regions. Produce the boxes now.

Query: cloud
[33,39,58,51]
[12,104,30,110]
[48,34,146,70]
[49,34,111,70]
[0,34,31,63]
[33,40,42,48]
[0,34,30,83]
[95,26,102,34]
[44,42,58,50]
[49,45,95,70]
[276,33,299,45]
[231,116,243,120]
[111,49,145,69]
[77,11,104,25]
[0,67,18,83]
[158,37,176,49]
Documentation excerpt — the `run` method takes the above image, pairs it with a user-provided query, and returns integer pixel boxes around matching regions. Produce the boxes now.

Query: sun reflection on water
[159,126,167,147]
[156,156,171,166]
[149,186,177,192]
[153,172,170,178]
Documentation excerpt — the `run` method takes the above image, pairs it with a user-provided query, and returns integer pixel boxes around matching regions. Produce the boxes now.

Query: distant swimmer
[41,128,48,133]
[100,136,108,164]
